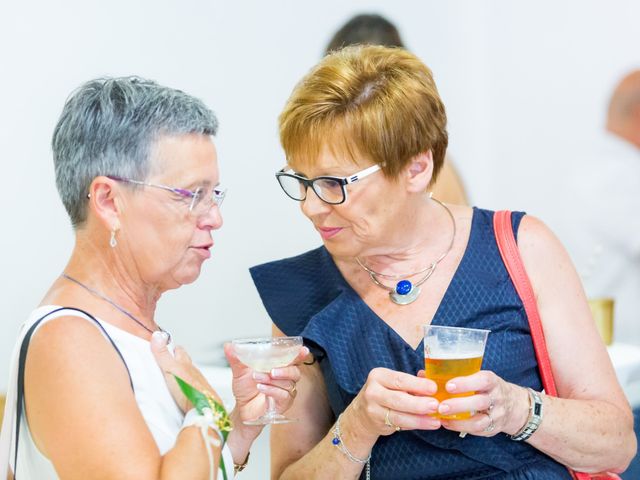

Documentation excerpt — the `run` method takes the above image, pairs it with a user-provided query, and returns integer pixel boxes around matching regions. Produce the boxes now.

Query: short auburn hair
[279,45,448,180]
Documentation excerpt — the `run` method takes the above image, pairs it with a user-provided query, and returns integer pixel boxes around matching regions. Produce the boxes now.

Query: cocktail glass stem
[265,396,277,420]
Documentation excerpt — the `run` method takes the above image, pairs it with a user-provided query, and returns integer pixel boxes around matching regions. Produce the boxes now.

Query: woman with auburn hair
[251,45,635,479]
[324,13,469,206]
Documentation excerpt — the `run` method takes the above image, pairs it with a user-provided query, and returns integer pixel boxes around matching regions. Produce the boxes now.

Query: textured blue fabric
[619,407,640,479]
[251,208,571,479]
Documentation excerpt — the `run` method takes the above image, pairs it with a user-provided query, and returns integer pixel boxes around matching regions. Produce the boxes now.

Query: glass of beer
[423,325,490,420]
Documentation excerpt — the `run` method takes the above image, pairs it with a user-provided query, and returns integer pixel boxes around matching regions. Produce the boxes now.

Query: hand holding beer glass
[423,325,490,420]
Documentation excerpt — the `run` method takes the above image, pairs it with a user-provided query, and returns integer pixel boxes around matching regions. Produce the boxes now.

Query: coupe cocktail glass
[232,336,303,425]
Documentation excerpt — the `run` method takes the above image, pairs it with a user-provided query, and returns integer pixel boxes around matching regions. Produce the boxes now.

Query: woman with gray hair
[0,76,305,479]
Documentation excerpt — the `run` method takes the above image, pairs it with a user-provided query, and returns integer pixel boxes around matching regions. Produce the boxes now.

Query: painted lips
[317,227,343,239]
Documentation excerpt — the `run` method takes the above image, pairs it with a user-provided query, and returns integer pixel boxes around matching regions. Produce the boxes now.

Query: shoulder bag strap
[492,210,558,396]
[14,307,133,479]
[493,211,619,480]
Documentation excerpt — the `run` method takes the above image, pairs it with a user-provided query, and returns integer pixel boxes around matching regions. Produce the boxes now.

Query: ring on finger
[488,395,495,412]
[286,380,297,398]
[483,410,495,432]
[384,408,401,432]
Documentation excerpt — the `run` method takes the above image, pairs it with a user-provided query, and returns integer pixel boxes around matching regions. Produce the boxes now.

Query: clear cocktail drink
[232,336,303,425]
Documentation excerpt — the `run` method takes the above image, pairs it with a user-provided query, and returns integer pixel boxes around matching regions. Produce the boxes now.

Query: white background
[1,1,639,475]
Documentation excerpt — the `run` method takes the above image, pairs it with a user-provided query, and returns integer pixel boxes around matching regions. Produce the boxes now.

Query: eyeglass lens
[189,187,225,213]
[278,174,344,204]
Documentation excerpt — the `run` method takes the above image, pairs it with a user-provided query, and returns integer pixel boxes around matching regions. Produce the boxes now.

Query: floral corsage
[175,376,233,480]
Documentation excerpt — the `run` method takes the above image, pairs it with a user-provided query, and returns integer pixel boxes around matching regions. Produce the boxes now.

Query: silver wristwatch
[510,388,543,441]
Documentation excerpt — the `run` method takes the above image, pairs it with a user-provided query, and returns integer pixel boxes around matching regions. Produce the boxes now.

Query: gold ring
[384,408,401,432]
[287,381,297,398]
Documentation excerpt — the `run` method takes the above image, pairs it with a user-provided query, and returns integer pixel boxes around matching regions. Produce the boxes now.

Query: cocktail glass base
[243,413,298,425]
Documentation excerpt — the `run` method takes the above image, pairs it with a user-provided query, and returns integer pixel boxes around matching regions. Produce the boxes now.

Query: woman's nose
[300,187,331,218]
[197,204,223,230]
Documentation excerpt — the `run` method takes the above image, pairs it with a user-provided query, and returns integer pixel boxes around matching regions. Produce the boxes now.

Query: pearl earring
[109,228,118,248]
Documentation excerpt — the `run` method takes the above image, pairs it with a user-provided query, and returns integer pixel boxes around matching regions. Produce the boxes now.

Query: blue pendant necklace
[355,196,456,305]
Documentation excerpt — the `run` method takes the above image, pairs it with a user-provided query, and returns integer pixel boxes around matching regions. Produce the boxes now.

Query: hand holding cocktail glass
[229,336,306,425]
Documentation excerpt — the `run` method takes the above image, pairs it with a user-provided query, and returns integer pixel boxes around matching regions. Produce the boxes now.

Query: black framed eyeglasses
[275,164,381,205]
[106,175,226,215]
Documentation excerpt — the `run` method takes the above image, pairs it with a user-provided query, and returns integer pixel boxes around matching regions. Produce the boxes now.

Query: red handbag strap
[492,211,612,480]
[493,210,558,396]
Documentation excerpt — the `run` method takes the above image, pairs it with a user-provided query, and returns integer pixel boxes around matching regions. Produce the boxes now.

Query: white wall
[2,0,639,387]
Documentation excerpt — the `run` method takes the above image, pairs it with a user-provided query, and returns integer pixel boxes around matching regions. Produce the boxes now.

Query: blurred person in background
[252,45,635,479]
[561,69,640,480]
[0,76,305,479]
[325,13,469,206]
[564,70,640,347]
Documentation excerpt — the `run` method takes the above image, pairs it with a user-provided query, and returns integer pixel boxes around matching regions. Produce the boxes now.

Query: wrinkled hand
[150,331,221,413]
[435,369,529,437]
[350,367,441,438]
[223,343,308,425]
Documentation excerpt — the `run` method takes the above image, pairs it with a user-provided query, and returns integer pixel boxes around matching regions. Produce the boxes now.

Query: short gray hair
[52,76,219,228]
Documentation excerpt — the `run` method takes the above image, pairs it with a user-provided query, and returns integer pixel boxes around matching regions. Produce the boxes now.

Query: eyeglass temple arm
[344,164,381,184]
[106,175,194,198]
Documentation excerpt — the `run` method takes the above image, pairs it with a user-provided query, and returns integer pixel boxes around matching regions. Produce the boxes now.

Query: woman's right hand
[150,331,221,413]
[349,367,441,437]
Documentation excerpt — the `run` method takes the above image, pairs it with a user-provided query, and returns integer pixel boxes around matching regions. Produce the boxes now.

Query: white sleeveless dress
[0,305,233,479]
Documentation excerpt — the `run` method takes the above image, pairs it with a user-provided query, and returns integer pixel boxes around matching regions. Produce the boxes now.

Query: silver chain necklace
[355,197,456,305]
[61,273,171,342]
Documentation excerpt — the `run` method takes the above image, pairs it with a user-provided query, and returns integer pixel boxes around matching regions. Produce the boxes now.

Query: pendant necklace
[61,273,171,342]
[355,196,456,306]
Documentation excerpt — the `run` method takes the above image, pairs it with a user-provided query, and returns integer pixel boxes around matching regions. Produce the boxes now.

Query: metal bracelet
[331,414,371,465]
[234,451,250,474]
[510,388,543,442]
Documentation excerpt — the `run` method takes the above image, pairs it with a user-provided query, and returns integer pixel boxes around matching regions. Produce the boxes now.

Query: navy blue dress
[250,208,571,479]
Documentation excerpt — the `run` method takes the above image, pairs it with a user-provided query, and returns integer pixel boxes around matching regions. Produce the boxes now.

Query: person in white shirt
[0,76,306,480]
[563,70,640,347]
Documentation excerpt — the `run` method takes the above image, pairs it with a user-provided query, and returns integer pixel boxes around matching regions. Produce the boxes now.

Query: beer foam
[424,352,484,360]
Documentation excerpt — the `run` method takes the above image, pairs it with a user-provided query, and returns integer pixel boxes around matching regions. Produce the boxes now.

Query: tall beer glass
[423,325,490,420]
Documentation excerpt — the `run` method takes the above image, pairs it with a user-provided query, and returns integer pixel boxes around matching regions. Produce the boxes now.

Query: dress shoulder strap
[13,307,133,479]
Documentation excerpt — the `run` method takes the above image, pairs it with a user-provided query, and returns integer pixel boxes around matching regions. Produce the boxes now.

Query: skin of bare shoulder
[516,215,632,416]
[25,315,162,480]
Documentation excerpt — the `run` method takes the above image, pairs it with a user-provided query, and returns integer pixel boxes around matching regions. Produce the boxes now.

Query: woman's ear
[87,176,121,231]
[405,151,434,193]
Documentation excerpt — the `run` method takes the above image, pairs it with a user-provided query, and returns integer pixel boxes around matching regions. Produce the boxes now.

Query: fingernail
[271,368,283,377]
[256,383,267,392]
[151,331,167,345]
[446,382,456,392]
[438,404,450,414]
[427,401,439,412]
[252,372,269,382]
[302,347,310,356]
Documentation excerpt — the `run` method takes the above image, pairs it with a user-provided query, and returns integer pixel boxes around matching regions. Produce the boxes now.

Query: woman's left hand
[432,370,530,437]
[223,343,309,429]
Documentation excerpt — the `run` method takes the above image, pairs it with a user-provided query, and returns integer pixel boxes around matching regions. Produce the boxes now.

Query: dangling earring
[109,228,118,248]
